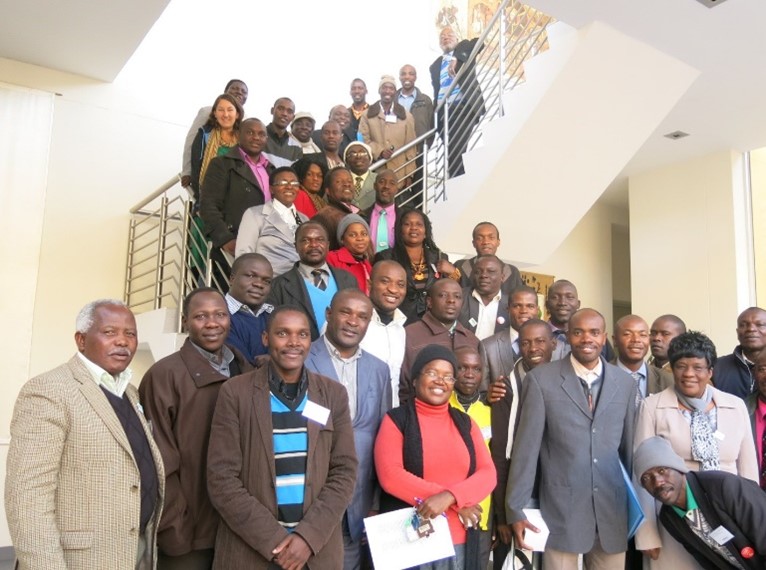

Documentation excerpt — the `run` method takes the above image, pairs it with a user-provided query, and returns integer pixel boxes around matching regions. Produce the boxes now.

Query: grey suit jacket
[235,202,309,276]
[479,327,517,393]
[609,358,674,397]
[458,287,511,339]
[6,356,165,570]
[351,171,377,211]
[304,338,392,541]
[506,357,636,554]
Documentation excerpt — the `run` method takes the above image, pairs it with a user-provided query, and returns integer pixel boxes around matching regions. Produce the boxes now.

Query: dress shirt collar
[225,293,273,318]
[77,352,133,397]
[471,288,502,306]
[271,197,299,225]
[190,341,235,376]
[570,354,603,385]
[374,202,396,215]
[616,360,647,379]
[371,307,407,327]
[322,335,362,363]
[298,262,330,281]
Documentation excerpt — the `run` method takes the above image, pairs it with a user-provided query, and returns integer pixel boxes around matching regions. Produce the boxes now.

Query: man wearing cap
[359,75,417,189]
[635,436,766,569]
[290,111,321,154]
[344,141,377,210]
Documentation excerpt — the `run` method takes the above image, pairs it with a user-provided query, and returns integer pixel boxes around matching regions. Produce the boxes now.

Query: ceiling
[0,0,170,81]
[2,0,765,206]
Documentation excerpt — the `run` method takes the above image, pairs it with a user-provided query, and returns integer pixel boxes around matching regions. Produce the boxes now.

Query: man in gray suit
[304,289,392,569]
[507,308,637,569]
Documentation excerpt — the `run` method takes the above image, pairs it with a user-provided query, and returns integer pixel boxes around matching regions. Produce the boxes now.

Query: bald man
[714,307,766,399]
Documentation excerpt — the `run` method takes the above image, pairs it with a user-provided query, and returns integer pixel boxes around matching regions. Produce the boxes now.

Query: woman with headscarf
[633,331,758,569]
[374,209,460,322]
[374,345,496,570]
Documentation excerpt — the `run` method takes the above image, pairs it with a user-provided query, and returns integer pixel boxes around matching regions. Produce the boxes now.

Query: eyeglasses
[347,151,370,158]
[272,181,301,188]
[420,369,456,383]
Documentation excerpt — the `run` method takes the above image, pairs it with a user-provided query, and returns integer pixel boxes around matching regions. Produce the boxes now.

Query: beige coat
[633,386,757,557]
[358,101,417,181]
[6,356,165,570]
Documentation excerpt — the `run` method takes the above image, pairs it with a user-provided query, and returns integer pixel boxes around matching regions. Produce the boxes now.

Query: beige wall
[749,148,766,306]
[628,150,753,352]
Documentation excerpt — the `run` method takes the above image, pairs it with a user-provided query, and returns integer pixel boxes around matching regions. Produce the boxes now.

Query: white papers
[522,508,550,551]
[364,507,455,570]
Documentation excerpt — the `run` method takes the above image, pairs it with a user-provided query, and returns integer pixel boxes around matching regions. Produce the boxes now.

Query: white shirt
[617,360,648,397]
[271,198,300,231]
[323,336,362,420]
[570,353,603,386]
[76,352,133,398]
[360,308,407,407]
[472,289,501,341]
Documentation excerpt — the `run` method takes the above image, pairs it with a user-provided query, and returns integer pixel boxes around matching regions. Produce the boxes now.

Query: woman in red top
[326,214,373,294]
[292,156,328,218]
[374,345,497,570]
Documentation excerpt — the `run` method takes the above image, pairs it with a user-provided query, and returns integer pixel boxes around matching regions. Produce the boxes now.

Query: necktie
[293,209,303,226]
[311,269,326,291]
[355,176,363,193]
[580,378,593,412]
[376,209,389,252]
[438,56,452,102]
[631,371,644,408]
[761,415,766,489]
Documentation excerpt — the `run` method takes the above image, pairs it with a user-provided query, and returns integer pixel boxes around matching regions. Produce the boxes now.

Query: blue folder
[620,461,645,539]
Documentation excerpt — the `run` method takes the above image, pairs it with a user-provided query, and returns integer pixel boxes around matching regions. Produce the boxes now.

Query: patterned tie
[438,56,452,102]
[376,209,389,252]
[580,378,593,412]
[631,371,645,408]
[311,269,326,291]
[355,176,363,194]
[293,209,303,226]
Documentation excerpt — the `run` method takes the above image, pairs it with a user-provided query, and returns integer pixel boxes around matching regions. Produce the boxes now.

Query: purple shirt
[369,203,396,249]
[757,398,766,471]
[239,148,271,202]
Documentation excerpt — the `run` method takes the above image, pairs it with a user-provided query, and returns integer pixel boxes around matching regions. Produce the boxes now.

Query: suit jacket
[633,386,759,550]
[6,356,165,570]
[206,366,358,569]
[506,357,636,553]
[457,286,511,339]
[608,358,674,397]
[479,327,518,393]
[659,471,766,570]
[350,170,377,211]
[235,201,309,276]
[266,263,359,340]
[138,339,252,556]
[457,257,524,299]
[200,146,273,247]
[304,338,392,541]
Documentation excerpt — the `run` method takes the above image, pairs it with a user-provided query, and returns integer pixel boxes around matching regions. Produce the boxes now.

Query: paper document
[364,507,455,570]
[522,508,550,551]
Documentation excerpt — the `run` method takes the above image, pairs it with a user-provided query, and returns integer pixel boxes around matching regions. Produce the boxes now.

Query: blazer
[138,339,252,556]
[266,263,359,341]
[659,471,766,570]
[608,358,674,397]
[6,356,166,570]
[633,385,759,551]
[235,201,309,276]
[506,357,636,554]
[457,286,511,339]
[200,146,273,247]
[350,170,377,211]
[479,327,517,393]
[206,366,358,569]
[304,338,392,541]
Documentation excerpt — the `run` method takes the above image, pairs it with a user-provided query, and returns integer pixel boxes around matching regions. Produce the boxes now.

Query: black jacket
[429,37,486,115]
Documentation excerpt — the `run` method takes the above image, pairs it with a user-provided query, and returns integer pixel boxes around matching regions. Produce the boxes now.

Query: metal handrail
[124,0,554,327]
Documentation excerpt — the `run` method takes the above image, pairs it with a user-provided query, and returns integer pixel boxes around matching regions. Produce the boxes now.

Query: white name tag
[480,425,492,441]
[469,318,478,327]
[385,114,398,123]
[713,430,725,441]
[708,525,734,545]
[302,400,330,426]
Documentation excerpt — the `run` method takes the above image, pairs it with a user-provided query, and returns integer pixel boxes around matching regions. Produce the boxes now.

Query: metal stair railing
[370,0,554,212]
[124,0,554,325]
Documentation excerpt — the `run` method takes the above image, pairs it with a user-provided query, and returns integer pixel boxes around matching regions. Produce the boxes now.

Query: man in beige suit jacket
[5,299,165,570]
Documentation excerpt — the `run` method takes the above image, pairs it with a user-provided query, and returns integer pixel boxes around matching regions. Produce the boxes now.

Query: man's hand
[511,519,540,551]
[272,534,312,570]
[448,58,458,78]
[457,504,482,529]
[416,491,456,519]
[436,258,457,278]
[496,523,513,545]
[181,175,191,188]
[487,377,507,404]
[379,148,394,160]
[222,239,236,255]
[641,548,661,560]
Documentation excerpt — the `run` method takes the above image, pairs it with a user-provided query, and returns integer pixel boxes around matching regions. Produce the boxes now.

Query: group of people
[6,26,766,570]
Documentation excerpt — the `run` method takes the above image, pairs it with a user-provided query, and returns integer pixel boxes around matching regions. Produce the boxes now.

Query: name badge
[480,425,492,441]
[469,318,478,327]
[302,400,330,426]
[708,525,734,545]
[713,430,725,441]
[385,114,398,124]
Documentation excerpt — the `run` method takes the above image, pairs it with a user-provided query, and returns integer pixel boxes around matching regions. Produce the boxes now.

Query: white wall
[629,150,752,352]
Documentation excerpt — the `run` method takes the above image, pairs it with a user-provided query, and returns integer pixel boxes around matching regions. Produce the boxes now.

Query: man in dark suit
[612,314,674,405]
[267,222,358,340]
[636,436,766,569]
[207,306,358,569]
[360,169,399,254]
[200,118,273,285]
[458,254,511,341]
[429,27,485,177]
[714,307,766,399]
[508,308,636,569]
[304,289,391,569]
